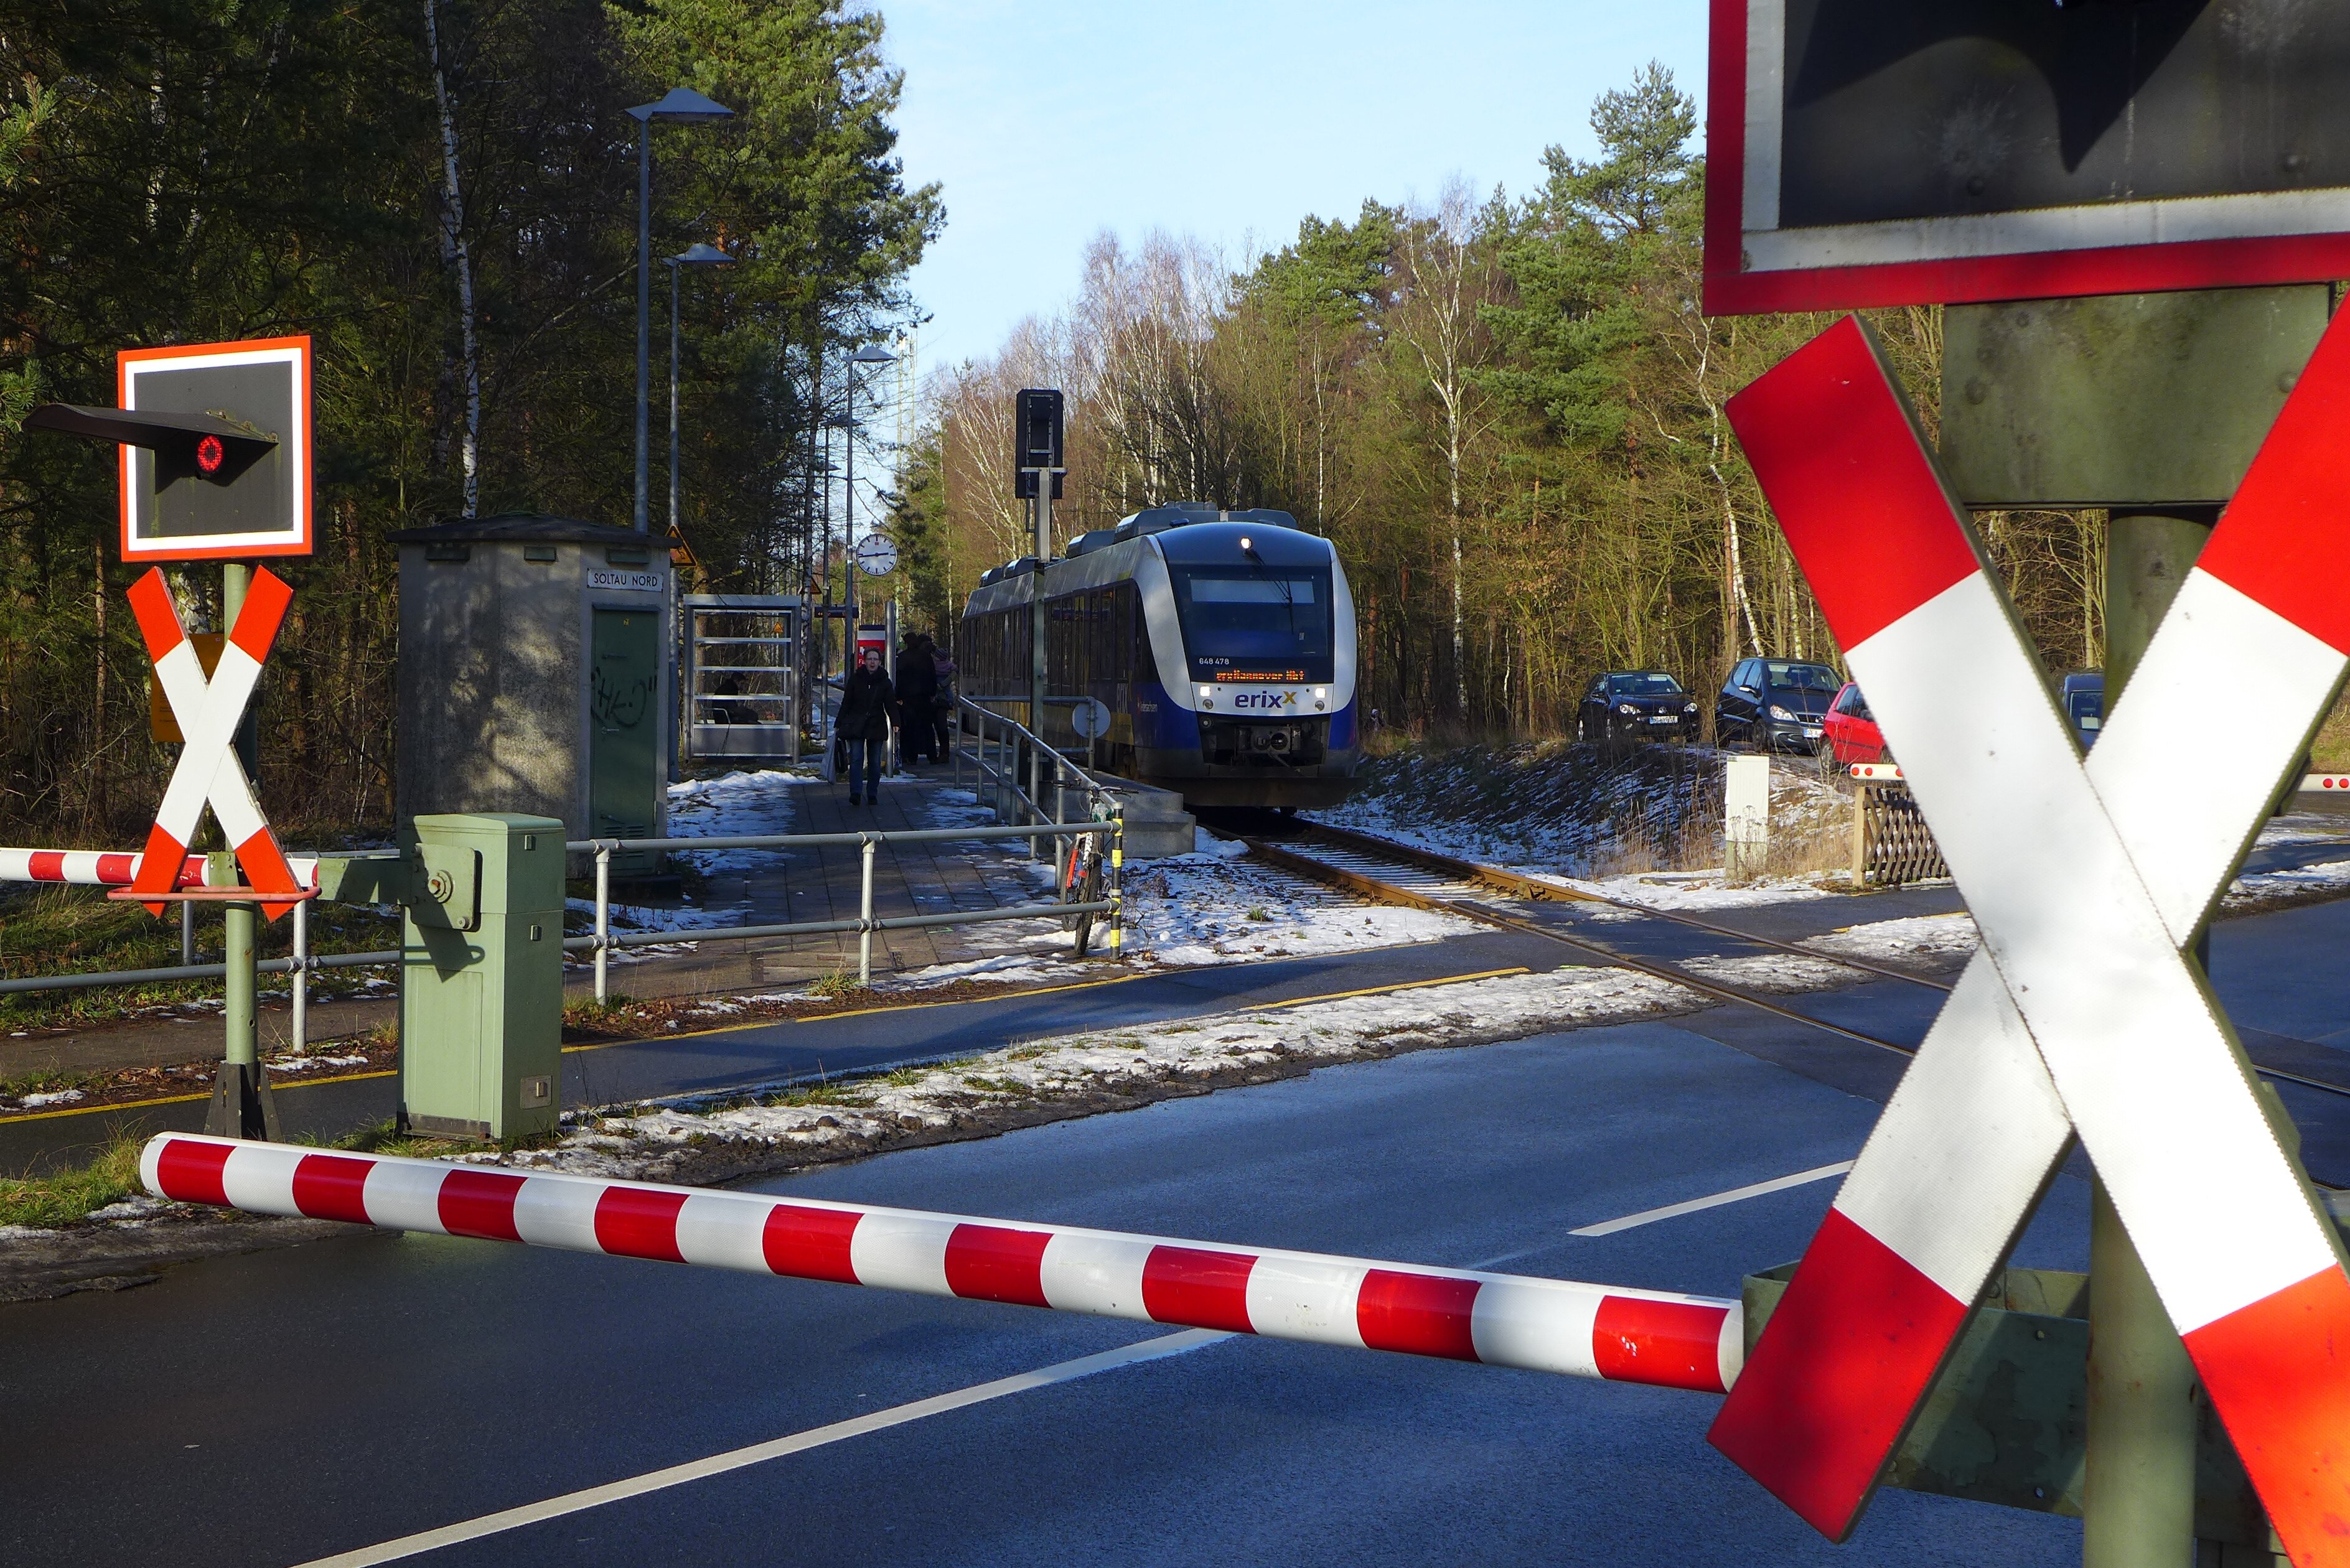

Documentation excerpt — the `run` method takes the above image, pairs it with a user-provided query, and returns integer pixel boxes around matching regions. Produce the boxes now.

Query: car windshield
[1608,673,1683,697]
[1765,661,1840,693]
[1169,566,1335,681]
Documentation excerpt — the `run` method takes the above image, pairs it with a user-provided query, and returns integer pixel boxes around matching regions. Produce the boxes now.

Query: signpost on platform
[1014,389,1067,822]
[1706,8,2350,1564]
[21,336,316,1139]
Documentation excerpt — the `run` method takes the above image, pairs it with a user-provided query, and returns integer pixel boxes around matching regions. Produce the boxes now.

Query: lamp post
[627,86,733,533]
[840,343,897,638]
[666,242,733,538]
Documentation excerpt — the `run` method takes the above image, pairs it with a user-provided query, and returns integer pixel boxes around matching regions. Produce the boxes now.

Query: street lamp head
[850,345,897,365]
[628,86,735,123]
[670,242,733,265]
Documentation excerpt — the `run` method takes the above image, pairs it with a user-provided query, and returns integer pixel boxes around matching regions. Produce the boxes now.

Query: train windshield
[1171,567,1335,683]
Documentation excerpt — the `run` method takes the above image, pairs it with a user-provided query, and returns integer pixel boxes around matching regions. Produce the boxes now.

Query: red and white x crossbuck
[125,566,299,917]
[1710,314,2350,1564]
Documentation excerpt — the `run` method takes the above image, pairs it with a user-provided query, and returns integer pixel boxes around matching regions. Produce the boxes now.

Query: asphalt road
[0,1014,2090,1566]
[12,894,2350,1563]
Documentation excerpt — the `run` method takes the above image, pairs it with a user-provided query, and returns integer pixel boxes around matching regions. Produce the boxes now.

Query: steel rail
[1238,836,1920,1058]
[1250,829,2350,1106]
[1293,821,1956,996]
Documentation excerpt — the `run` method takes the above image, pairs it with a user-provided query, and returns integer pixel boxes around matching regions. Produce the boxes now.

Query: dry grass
[0,1133,147,1229]
[2312,688,2350,773]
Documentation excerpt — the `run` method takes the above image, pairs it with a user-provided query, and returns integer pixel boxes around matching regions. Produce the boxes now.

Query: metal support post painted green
[399,813,565,1141]
[202,849,278,1139]
[2081,509,2217,1568]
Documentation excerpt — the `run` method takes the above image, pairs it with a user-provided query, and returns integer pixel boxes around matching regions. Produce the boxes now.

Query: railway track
[1238,821,2350,1108]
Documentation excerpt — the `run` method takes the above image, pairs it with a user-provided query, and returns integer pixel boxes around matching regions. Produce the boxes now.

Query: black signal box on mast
[1013,387,1064,500]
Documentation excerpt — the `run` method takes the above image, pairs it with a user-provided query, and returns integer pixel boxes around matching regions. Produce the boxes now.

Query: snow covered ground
[508,965,1698,1182]
[1806,912,1980,964]
[894,789,1474,989]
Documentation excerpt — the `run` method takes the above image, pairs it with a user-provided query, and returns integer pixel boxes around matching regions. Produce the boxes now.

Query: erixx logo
[1231,690,1299,712]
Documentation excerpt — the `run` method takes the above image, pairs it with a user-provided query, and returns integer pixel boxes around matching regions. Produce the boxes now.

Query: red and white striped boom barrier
[0,849,321,889]
[141,1133,1741,1394]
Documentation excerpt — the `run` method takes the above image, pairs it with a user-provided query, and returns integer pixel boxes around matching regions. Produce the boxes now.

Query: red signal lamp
[195,434,225,475]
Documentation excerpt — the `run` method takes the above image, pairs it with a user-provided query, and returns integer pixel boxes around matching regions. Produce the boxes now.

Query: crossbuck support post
[202,850,278,1141]
[2085,508,2226,1568]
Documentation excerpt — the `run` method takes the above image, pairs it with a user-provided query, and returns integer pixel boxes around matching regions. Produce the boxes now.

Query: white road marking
[1569,1162,1856,1238]
[290,1329,1230,1567]
[1464,1160,1856,1274]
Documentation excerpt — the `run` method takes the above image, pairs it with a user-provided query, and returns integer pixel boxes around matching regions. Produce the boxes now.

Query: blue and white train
[957,503,1361,808]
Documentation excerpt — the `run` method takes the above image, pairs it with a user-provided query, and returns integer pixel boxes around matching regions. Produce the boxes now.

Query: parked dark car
[1822,681,1886,765]
[1716,657,1841,754]
[2061,671,2103,750]
[1578,670,1699,744]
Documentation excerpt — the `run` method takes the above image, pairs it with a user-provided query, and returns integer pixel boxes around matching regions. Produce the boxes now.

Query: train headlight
[1198,685,1215,709]
[1313,686,1327,710]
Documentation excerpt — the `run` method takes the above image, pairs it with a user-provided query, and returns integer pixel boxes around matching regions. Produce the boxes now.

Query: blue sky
[878,1,1710,381]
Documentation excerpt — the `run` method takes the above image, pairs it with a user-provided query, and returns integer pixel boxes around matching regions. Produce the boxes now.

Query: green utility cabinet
[400,813,565,1141]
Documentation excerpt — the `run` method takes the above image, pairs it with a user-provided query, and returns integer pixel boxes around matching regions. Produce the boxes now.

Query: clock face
[854,534,897,576]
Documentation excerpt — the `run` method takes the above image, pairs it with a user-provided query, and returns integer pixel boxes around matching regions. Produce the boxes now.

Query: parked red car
[1822,681,1886,765]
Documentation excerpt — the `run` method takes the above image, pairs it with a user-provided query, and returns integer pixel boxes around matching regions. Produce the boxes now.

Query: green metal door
[590,608,660,852]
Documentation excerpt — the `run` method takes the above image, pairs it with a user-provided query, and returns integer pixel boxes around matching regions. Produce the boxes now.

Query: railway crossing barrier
[138,1131,1741,1394]
[1713,314,2350,1566]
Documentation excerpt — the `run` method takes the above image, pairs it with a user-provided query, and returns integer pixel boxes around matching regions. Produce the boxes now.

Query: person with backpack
[835,645,896,806]
[894,633,940,765]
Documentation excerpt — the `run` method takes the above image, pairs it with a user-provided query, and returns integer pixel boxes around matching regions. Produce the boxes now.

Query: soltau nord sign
[1706,0,2350,314]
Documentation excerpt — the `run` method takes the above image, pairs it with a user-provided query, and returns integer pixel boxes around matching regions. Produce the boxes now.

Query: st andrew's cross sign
[1708,314,2350,1567]
[1706,0,2350,314]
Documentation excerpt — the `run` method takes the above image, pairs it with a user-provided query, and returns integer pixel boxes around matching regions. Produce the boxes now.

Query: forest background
[0,0,937,839]
[894,63,2109,747]
[2,12,2123,842]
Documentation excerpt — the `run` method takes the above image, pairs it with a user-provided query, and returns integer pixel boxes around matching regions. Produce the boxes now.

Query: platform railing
[948,694,1120,854]
[573,815,1121,1001]
[0,810,1124,1024]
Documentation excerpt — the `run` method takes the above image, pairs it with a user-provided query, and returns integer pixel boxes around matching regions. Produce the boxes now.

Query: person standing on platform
[836,646,896,806]
[894,633,939,765]
[930,638,959,765]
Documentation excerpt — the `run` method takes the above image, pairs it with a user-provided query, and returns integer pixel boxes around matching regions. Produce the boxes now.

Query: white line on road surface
[1468,1160,1856,1272]
[290,1329,1231,1567]
[293,1161,1852,1564]
[1568,1161,1856,1238]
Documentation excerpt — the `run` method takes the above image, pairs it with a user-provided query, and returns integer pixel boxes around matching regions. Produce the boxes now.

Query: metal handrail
[576,813,1123,998]
[949,694,1120,830]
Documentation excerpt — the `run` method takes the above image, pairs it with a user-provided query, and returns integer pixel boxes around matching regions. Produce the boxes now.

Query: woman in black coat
[836,647,896,805]
[893,634,940,763]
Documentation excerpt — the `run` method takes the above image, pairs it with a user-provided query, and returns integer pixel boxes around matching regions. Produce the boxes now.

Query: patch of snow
[1192,828,1249,858]
[0,1223,60,1240]
[1553,871,1838,910]
[502,965,1703,1181]
[16,1088,84,1108]
[266,1053,369,1073]
[2228,857,2350,910]
[1677,952,1859,994]
[1809,913,1980,963]
[87,1196,167,1223]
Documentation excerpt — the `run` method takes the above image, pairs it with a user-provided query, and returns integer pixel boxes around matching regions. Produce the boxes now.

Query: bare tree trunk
[423,0,480,517]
